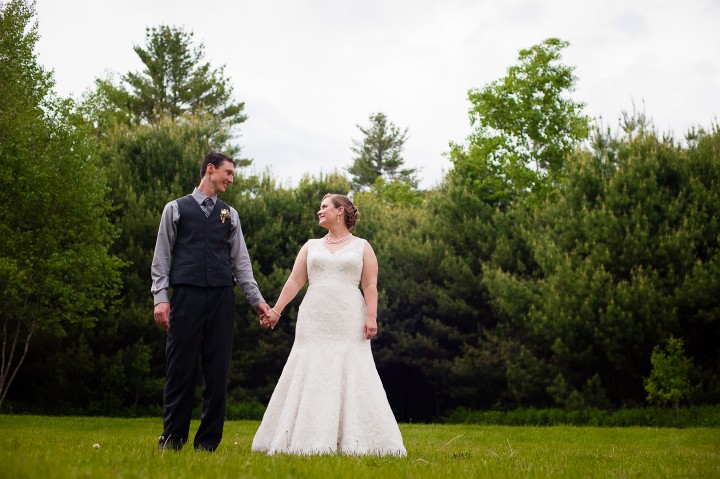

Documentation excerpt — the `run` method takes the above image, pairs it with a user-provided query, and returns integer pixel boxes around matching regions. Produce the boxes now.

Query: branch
[0,319,36,409]
[0,289,36,409]
[1,318,7,384]
[0,317,21,388]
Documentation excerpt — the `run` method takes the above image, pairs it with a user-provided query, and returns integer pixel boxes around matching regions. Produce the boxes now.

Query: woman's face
[317,198,343,229]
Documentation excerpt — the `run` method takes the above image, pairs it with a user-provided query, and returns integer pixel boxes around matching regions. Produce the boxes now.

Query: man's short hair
[200,151,235,178]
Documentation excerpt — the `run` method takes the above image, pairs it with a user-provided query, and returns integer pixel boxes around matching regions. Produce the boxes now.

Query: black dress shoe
[194,443,218,452]
[158,435,186,451]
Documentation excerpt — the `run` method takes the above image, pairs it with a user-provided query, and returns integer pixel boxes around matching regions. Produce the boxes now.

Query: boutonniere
[219,209,230,224]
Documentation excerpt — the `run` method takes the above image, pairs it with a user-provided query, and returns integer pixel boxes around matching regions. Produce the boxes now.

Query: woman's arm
[360,241,379,340]
[263,242,310,329]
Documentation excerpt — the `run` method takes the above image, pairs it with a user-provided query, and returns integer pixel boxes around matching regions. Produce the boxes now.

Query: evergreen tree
[484,117,720,407]
[12,20,252,414]
[428,38,592,409]
[95,25,246,131]
[29,24,253,414]
[348,112,416,189]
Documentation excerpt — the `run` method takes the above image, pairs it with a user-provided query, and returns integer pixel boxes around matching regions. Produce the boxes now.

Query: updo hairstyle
[323,193,360,231]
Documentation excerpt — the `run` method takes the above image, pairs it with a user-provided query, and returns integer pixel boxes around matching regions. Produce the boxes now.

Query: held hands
[258,303,280,329]
[256,302,271,320]
[364,316,378,340]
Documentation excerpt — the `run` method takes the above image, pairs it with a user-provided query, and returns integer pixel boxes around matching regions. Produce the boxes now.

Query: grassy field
[0,415,718,478]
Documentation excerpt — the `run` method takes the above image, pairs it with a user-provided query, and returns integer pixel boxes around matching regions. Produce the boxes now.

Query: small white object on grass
[93,443,101,449]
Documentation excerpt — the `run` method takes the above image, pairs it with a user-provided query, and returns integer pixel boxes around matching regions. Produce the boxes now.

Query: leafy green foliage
[483,120,720,408]
[645,336,693,413]
[413,38,593,413]
[453,38,589,199]
[9,19,258,414]
[369,177,424,207]
[9,102,243,413]
[0,0,123,407]
[3,26,718,422]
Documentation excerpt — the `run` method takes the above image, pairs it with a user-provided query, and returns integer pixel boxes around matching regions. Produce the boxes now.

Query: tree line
[1,0,718,420]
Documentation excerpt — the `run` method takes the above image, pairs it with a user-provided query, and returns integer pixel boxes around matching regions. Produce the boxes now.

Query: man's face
[209,160,235,193]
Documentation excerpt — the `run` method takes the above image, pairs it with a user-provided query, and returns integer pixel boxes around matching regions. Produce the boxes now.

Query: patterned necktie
[202,197,214,217]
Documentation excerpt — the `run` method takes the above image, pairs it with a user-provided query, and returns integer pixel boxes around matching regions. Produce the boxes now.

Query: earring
[337,215,341,222]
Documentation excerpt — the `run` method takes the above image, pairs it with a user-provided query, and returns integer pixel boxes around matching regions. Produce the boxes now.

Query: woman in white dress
[252,194,406,456]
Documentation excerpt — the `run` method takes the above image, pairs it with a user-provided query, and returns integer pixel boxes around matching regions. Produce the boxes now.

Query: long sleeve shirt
[150,188,265,308]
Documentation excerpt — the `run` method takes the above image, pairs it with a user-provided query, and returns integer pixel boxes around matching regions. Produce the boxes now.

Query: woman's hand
[260,307,281,329]
[364,317,378,340]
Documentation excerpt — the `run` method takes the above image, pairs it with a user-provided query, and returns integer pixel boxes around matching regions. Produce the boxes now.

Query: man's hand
[256,302,271,321]
[154,302,170,331]
[256,303,270,327]
[257,303,281,330]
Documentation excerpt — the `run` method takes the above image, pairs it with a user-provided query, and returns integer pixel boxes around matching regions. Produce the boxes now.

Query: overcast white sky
[34,0,719,188]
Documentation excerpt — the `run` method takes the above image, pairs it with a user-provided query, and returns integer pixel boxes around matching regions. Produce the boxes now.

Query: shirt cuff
[250,295,267,310]
[153,289,169,305]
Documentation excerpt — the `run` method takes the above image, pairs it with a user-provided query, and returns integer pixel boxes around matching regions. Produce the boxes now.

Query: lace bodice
[306,238,365,287]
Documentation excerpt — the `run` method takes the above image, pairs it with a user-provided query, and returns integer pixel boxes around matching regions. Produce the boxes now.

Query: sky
[34,0,720,189]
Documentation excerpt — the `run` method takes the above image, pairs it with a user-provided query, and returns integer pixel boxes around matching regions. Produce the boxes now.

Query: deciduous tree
[453,38,589,199]
[645,336,693,416]
[0,0,122,408]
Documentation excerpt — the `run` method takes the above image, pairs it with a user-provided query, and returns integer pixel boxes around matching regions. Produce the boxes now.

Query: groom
[151,151,270,451]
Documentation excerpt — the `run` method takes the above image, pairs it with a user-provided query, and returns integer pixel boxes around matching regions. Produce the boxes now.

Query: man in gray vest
[151,151,270,451]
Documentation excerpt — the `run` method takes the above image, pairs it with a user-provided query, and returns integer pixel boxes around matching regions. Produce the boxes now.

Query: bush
[225,400,266,420]
[443,405,720,427]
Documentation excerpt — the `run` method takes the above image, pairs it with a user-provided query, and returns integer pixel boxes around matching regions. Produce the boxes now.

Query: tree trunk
[0,318,36,409]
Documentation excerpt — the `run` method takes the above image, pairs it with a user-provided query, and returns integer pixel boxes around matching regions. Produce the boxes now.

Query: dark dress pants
[160,285,235,451]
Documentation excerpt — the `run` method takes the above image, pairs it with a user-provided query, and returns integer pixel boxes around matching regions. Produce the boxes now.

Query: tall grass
[1,416,718,478]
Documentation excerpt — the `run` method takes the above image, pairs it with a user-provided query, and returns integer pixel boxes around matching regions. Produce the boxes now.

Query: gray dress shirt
[151,188,265,308]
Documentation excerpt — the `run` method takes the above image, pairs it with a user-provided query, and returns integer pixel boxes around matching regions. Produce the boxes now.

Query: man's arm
[151,201,178,330]
[228,207,266,310]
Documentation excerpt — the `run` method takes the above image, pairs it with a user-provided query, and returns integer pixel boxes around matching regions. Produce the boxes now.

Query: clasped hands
[257,303,279,329]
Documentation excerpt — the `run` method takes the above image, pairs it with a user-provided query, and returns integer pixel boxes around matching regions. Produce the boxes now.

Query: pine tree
[348,112,416,189]
[95,25,246,129]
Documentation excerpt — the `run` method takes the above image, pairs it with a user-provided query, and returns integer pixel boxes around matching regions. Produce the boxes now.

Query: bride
[252,193,406,456]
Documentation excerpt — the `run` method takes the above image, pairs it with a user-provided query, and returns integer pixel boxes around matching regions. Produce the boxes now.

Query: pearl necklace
[324,233,353,244]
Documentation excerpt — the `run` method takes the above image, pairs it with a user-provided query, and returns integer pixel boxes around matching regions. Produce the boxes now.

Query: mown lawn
[0,415,718,478]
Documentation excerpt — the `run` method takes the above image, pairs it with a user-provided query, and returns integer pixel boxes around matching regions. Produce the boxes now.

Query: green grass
[1,416,718,478]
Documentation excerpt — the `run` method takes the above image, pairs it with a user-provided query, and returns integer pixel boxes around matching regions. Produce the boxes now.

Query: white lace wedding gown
[252,238,406,456]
